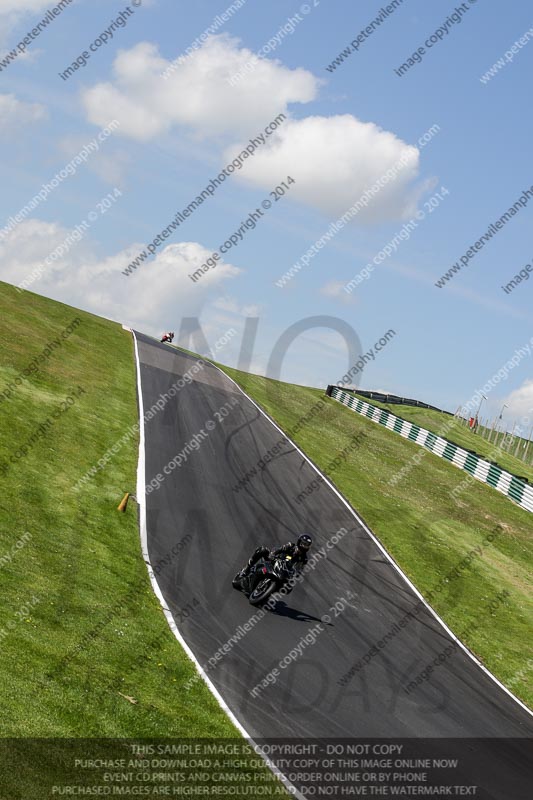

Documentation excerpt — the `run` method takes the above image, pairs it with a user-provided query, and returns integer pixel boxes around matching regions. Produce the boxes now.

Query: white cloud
[504,380,533,424]
[212,295,261,317]
[0,220,241,333]
[82,36,318,142]
[226,115,421,220]
[0,1,49,45]
[0,93,45,133]
[0,1,49,12]
[81,36,426,223]
[15,46,43,63]
[320,280,356,304]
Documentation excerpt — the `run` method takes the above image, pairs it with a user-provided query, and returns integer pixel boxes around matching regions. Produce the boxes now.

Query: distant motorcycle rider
[237,534,313,580]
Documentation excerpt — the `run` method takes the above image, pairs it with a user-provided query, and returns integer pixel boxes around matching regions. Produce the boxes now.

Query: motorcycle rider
[236,534,313,583]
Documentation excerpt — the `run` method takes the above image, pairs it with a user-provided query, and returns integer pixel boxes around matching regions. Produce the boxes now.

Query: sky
[0,0,532,430]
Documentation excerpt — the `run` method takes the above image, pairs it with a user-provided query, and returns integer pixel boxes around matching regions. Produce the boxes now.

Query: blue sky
[1,0,532,428]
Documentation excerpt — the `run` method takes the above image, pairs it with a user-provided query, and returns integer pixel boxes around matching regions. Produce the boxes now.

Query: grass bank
[351,393,533,483]
[0,282,244,738]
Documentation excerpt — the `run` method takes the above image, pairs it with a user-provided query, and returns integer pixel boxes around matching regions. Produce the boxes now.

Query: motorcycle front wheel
[248,578,277,606]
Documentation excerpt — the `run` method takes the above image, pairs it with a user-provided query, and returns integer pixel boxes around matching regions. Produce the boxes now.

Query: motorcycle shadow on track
[265,599,331,625]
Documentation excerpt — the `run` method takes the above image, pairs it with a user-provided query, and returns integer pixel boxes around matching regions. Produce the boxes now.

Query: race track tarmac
[133,332,532,796]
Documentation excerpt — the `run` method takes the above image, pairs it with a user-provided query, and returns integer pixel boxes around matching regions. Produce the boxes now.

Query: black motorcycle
[232,554,295,606]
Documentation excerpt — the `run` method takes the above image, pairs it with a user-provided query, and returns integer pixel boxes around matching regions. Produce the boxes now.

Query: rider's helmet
[297,533,312,551]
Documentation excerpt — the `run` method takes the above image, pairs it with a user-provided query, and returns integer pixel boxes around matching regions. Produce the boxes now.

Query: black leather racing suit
[246,542,308,572]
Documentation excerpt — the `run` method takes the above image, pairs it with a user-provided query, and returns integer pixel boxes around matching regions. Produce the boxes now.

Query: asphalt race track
[133,332,533,795]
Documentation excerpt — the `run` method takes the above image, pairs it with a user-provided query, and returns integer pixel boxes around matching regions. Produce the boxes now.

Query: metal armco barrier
[329,386,533,514]
[350,388,453,415]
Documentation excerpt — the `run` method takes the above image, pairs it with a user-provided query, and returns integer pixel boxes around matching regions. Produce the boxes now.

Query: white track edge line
[209,361,533,721]
[131,332,306,800]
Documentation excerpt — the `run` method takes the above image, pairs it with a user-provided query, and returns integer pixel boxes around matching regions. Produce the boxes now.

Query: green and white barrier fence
[329,387,533,514]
